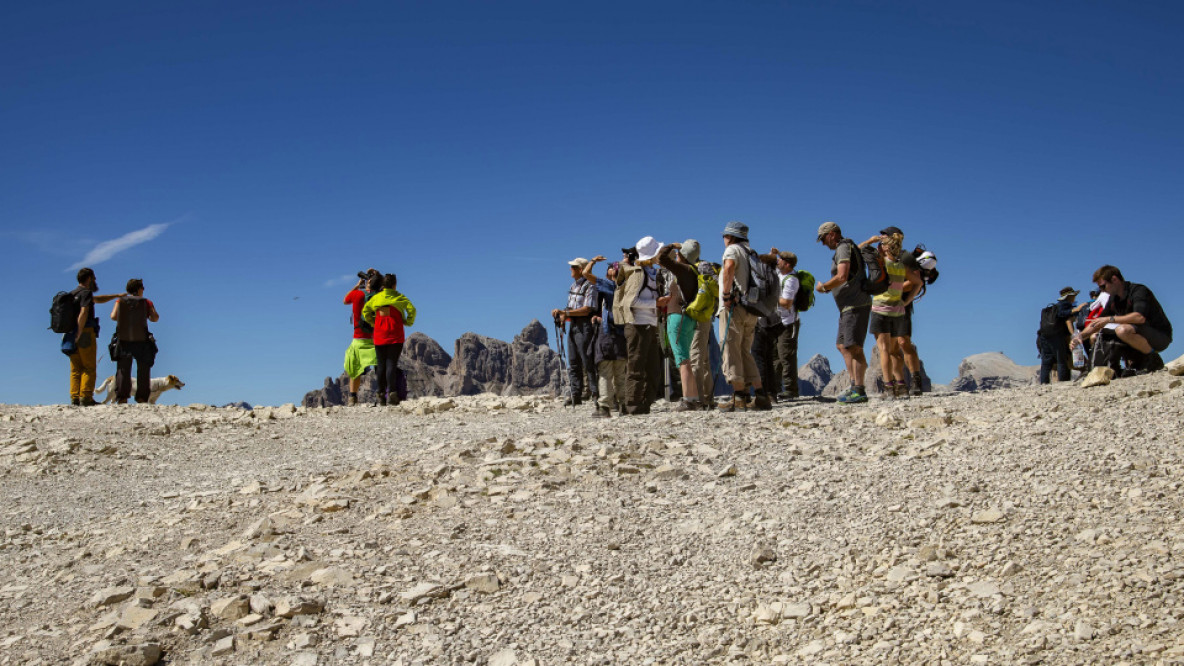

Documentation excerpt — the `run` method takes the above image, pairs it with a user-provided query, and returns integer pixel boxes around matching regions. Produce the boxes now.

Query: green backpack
[685,272,719,323]
[793,270,816,313]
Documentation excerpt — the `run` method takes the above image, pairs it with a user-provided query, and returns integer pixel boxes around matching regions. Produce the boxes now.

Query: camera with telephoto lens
[357,271,370,281]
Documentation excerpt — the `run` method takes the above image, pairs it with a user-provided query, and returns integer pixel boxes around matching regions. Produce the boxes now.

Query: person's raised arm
[109,300,119,321]
[582,256,606,284]
[93,292,124,304]
[148,301,160,323]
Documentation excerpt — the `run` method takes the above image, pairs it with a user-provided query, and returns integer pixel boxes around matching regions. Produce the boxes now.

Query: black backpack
[1038,303,1064,337]
[49,291,81,333]
[846,240,890,295]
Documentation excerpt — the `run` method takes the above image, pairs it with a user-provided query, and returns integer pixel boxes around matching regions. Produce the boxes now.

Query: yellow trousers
[69,327,98,400]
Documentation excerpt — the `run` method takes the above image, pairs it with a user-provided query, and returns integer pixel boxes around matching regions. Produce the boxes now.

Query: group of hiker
[551,220,940,415]
[52,268,160,405]
[1036,265,1172,383]
[343,269,417,406]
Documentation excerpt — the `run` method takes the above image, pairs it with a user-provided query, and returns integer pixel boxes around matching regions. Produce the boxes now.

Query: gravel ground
[2,373,1183,666]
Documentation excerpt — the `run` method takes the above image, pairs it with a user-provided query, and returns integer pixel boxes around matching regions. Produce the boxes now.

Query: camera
[357,271,370,281]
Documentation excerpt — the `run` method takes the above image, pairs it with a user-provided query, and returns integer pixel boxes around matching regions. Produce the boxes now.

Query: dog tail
[94,376,114,396]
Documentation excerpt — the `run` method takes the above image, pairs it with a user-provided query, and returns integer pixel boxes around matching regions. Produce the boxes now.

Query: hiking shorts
[837,306,871,349]
[1135,324,1172,353]
[344,338,378,379]
[666,313,696,365]
[869,312,910,338]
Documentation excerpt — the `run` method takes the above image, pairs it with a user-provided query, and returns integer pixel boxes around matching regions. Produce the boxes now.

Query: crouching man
[1081,265,1172,373]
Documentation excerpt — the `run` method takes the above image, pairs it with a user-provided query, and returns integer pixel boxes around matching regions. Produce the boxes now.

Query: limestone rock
[796,354,833,397]
[89,642,162,666]
[1081,366,1115,388]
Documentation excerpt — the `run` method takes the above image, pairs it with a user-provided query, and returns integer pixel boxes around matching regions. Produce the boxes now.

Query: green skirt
[344,338,378,378]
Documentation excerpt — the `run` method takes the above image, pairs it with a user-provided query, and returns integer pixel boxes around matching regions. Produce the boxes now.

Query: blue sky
[3,1,1181,406]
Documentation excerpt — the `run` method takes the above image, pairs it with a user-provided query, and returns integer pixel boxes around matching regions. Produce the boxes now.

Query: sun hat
[1058,286,1080,301]
[635,236,663,261]
[680,239,701,263]
[567,257,590,268]
[817,221,840,242]
[722,221,749,241]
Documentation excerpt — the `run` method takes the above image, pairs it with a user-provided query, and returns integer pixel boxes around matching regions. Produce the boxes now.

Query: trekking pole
[553,315,574,410]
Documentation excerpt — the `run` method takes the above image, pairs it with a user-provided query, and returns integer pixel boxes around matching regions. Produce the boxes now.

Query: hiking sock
[853,385,866,395]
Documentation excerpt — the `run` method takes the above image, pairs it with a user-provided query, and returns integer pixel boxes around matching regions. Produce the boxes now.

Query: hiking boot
[751,393,773,411]
[909,375,923,397]
[776,391,796,402]
[378,394,387,407]
[719,394,748,412]
[71,398,81,406]
[702,399,715,410]
[1140,352,1165,373]
[837,388,868,404]
[674,398,698,412]
[347,393,358,407]
[563,396,582,407]
[592,406,611,418]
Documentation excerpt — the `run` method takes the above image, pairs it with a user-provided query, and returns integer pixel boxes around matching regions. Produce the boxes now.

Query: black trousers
[1038,334,1070,383]
[752,323,785,395]
[567,318,599,399]
[375,343,404,400]
[777,321,800,396]
[116,340,154,403]
[624,324,659,414]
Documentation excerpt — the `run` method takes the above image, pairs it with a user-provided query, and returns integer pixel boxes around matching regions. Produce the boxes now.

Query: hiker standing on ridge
[656,241,704,411]
[362,273,416,406]
[613,238,664,415]
[343,270,381,406]
[66,268,124,406]
[582,256,627,418]
[864,229,922,398]
[110,278,160,404]
[718,221,772,412]
[816,221,871,404]
[1036,286,1078,384]
[774,251,802,400]
[551,258,599,408]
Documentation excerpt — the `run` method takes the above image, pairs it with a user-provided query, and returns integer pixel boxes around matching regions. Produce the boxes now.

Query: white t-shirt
[777,273,799,325]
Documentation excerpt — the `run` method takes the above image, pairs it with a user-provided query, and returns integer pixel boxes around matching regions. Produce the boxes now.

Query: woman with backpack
[362,273,417,406]
[867,231,922,398]
[657,241,704,411]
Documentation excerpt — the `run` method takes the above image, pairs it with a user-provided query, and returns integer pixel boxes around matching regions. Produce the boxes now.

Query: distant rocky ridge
[303,324,1040,406]
[949,351,1038,392]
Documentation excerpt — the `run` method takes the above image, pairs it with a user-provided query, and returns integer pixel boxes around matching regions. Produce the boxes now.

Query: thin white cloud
[68,223,171,270]
[324,274,356,287]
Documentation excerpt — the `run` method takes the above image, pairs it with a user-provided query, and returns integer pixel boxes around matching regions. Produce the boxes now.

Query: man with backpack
[717,221,773,411]
[816,221,871,404]
[582,256,627,418]
[1037,287,1078,383]
[110,278,161,404]
[59,268,124,406]
[613,238,665,415]
[343,270,381,406]
[1080,265,1172,374]
[774,251,803,400]
[551,257,599,408]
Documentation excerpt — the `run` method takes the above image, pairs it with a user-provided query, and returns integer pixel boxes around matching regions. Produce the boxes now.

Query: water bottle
[1072,336,1087,368]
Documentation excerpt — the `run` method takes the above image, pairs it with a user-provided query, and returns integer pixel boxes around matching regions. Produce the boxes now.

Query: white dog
[94,375,186,404]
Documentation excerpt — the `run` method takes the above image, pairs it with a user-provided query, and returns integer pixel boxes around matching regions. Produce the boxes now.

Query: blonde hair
[881,233,903,260]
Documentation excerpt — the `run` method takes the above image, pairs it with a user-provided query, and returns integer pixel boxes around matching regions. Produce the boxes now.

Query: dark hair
[77,267,95,285]
[1092,265,1123,283]
[383,273,398,290]
[126,278,144,294]
[367,275,383,292]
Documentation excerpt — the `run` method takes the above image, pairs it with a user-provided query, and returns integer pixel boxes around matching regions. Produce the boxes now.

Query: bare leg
[1114,324,1153,354]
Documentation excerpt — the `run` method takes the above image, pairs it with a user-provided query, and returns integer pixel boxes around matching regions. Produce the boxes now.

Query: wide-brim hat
[1058,286,1079,301]
[722,221,749,241]
[635,236,663,261]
